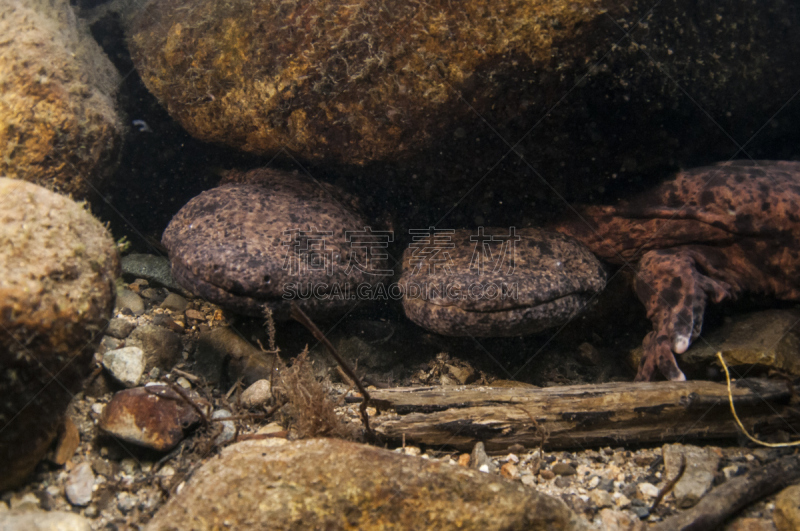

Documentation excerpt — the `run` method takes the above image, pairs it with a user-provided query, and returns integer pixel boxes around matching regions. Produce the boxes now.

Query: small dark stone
[629,506,650,519]
[141,287,167,302]
[552,462,577,476]
[554,476,573,488]
[598,478,615,492]
[105,318,136,339]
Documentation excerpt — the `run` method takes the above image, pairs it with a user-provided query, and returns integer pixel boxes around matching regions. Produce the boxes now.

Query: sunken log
[365,379,800,452]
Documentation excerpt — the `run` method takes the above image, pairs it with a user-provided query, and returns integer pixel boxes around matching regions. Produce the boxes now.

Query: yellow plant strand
[717,351,800,448]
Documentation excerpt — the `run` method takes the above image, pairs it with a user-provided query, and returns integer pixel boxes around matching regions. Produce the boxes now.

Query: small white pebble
[176,376,191,389]
[91,403,105,415]
[588,476,600,489]
[401,446,421,457]
[479,464,490,473]
[638,482,659,498]
[505,453,519,463]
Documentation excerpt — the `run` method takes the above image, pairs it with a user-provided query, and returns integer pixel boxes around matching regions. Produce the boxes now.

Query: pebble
[553,462,578,476]
[663,443,720,508]
[470,442,496,473]
[99,385,204,451]
[161,292,189,312]
[637,482,659,498]
[102,347,145,387]
[65,462,95,506]
[127,325,182,371]
[590,489,614,508]
[105,318,137,339]
[500,462,519,479]
[121,254,185,294]
[117,491,137,513]
[540,469,555,480]
[116,289,145,316]
[241,379,273,408]
[555,476,573,488]
[185,309,206,321]
[212,409,237,445]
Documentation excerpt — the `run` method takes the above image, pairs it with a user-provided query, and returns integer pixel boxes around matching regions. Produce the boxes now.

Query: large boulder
[146,438,592,530]
[0,0,123,198]
[127,0,800,225]
[0,178,119,491]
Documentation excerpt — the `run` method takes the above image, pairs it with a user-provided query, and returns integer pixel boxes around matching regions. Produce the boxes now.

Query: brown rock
[52,417,81,466]
[99,385,205,451]
[725,518,777,531]
[663,443,720,509]
[194,327,276,387]
[126,324,182,371]
[127,0,800,226]
[680,310,800,377]
[0,0,122,197]
[0,178,119,490]
[146,438,592,530]
[773,484,800,531]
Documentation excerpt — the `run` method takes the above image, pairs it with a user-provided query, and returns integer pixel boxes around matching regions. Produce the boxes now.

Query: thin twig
[651,453,685,511]
[290,304,376,441]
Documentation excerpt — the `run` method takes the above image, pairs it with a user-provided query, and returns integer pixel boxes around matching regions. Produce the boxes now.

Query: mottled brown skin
[163,169,387,319]
[399,228,606,336]
[555,160,800,381]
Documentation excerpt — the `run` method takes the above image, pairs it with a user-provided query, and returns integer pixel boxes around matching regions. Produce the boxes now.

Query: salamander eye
[263,275,271,284]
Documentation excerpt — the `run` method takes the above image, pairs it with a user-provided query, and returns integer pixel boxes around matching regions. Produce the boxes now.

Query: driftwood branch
[365,379,800,452]
[652,453,800,531]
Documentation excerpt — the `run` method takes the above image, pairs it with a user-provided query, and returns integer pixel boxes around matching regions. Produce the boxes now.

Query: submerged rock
[0,178,119,490]
[0,0,122,197]
[128,0,800,218]
[145,438,592,530]
[99,385,205,452]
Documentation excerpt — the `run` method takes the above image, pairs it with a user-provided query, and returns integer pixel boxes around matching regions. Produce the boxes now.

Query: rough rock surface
[0,0,122,197]
[773,484,800,531]
[663,443,720,509]
[145,438,592,531]
[0,178,119,491]
[98,385,204,452]
[680,310,800,377]
[127,0,800,218]
[0,508,92,531]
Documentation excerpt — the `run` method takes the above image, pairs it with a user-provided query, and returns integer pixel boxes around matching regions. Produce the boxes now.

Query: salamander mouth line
[413,292,589,314]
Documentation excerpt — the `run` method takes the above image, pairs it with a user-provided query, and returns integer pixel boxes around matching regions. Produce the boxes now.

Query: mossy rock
[0,0,123,198]
[0,178,119,491]
[128,0,800,217]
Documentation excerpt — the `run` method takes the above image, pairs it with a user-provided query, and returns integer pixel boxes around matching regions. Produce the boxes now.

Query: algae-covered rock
[0,0,123,198]
[680,310,800,377]
[128,0,800,201]
[145,438,592,531]
[0,178,119,491]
